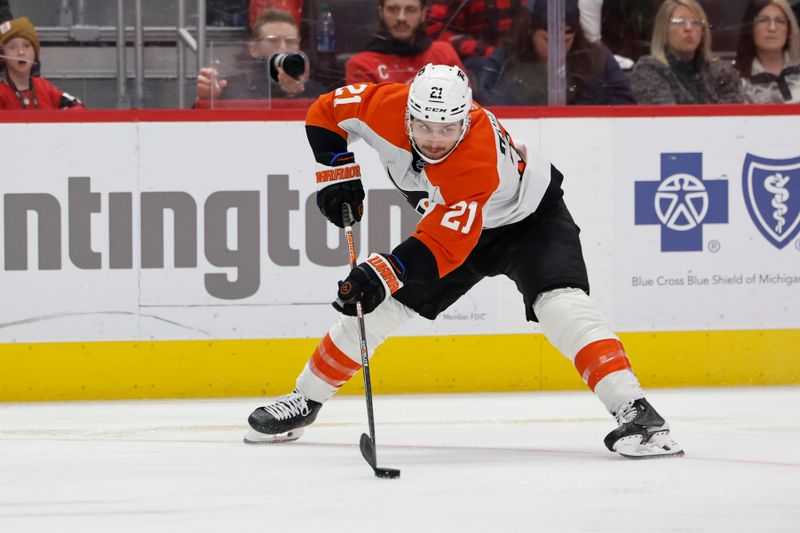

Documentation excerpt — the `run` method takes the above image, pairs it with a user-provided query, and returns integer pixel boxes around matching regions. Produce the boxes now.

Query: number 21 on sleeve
[333,84,367,106]
[441,201,477,233]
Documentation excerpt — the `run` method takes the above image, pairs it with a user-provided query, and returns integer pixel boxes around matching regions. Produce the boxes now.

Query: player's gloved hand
[333,253,405,316]
[315,152,365,228]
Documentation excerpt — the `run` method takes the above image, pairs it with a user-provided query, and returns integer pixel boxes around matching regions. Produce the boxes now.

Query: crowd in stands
[628,0,744,104]
[480,0,635,105]
[2,0,800,110]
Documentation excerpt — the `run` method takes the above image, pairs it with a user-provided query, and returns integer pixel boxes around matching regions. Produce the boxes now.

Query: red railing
[1,102,800,123]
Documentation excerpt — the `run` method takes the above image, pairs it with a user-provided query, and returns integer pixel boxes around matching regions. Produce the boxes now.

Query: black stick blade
[360,433,377,468]
[360,433,401,479]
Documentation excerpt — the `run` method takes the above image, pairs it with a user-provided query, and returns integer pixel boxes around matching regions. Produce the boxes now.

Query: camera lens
[269,52,306,82]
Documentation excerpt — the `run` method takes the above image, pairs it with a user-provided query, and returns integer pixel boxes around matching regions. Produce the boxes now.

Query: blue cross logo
[635,153,728,252]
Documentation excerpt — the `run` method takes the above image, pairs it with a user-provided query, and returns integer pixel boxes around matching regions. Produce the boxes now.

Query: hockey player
[245,64,683,459]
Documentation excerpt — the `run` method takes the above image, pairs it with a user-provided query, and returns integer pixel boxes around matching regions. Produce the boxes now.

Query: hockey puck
[374,467,401,479]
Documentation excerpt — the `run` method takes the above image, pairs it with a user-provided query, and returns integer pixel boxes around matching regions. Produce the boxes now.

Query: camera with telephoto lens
[269,52,307,82]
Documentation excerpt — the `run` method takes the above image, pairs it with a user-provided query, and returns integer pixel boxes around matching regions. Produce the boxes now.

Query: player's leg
[533,288,682,457]
[245,297,416,443]
[510,194,682,457]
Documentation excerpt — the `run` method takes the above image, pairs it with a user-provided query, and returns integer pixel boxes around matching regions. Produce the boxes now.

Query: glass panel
[24,1,800,110]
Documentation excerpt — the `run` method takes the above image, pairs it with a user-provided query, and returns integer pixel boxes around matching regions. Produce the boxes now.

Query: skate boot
[604,398,684,459]
[243,390,323,444]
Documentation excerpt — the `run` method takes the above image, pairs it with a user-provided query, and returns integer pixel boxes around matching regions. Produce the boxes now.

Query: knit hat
[527,0,580,31]
[0,17,41,58]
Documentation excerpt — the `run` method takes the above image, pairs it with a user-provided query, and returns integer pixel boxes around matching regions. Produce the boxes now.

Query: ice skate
[243,390,322,444]
[604,398,684,459]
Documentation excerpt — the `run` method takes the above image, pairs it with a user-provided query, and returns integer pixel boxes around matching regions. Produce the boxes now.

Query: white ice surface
[1,387,799,532]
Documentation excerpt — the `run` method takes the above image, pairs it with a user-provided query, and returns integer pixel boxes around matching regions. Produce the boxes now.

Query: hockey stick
[342,205,401,480]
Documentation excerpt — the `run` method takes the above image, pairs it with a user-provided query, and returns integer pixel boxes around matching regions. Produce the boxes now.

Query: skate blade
[243,427,305,445]
[614,431,685,459]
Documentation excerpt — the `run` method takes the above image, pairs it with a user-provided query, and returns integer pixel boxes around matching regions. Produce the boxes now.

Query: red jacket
[346,36,464,85]
[425,0,526,60]
[0,77,84,110]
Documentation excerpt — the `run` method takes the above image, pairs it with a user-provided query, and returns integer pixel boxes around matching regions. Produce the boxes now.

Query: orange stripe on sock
[309,333,362,387]
[574,339,632,391]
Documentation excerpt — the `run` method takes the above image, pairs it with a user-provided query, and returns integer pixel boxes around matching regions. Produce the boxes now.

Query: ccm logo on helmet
[425,107,448,112]
[315,165,362,183]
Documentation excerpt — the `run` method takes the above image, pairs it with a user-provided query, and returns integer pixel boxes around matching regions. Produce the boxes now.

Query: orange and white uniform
[306,81,553,281]
[249,73,679,459]
[300,80,645,421]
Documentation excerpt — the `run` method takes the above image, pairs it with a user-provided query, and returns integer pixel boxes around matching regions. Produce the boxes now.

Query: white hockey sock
[594,370,645,416]
[296,298,417,403]
[534,288,645,414]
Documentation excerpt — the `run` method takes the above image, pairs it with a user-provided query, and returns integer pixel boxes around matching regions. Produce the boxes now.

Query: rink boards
[1,106,798,400]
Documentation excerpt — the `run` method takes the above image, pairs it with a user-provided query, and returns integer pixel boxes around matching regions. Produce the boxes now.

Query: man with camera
[345,0,463,84]
[195,8,324,104]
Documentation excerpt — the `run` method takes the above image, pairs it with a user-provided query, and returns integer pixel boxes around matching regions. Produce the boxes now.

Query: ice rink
[2,386,798,532]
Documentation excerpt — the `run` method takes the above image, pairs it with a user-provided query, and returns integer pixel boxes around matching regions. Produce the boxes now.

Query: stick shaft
[342,208,378,450]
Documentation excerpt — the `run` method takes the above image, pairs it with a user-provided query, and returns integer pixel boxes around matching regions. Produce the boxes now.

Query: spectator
[196,8,324,103]
[736,0,800,103]
[0,0,11,23]
[346,0,463,84]
[425,0,527,74]
[579,0,661,63]
[0,17,84,110]
[628,0,743,105]
[480,0,635,105]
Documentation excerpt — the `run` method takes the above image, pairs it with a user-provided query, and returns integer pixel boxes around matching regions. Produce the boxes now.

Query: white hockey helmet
[406,63,473,164]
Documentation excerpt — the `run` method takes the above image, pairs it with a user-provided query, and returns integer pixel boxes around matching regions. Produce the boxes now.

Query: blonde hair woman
[629,0,743,104]
[735,0,800,102]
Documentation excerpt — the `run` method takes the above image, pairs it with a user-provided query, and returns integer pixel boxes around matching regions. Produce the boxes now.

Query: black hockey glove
[315,152,365,228]
[333,253,406,316]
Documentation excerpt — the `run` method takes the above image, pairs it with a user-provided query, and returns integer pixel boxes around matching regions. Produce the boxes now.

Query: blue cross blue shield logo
[635,153,728,252]
[742,153,800,249]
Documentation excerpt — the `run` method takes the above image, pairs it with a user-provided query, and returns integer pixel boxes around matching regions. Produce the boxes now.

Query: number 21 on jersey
[441,201,478,233]
[333,84,367,106]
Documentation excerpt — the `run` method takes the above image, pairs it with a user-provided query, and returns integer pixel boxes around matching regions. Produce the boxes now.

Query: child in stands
[0,17,84,110]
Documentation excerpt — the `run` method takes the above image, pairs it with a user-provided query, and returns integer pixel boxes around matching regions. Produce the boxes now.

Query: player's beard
[420,144,449,159]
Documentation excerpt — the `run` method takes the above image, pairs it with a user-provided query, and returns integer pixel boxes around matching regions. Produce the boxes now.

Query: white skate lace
[263,392,310,421]
[615,400,638,425]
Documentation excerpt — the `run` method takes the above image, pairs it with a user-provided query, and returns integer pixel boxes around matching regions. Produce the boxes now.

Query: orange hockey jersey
[306,82,553,280]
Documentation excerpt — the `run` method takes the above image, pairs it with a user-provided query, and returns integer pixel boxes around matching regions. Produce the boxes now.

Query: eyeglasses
[255,35,301,47]
[670,17,706,28]
[754,15,789,26]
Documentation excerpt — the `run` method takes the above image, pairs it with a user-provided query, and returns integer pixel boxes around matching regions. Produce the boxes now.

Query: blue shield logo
[742,154,800,249]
